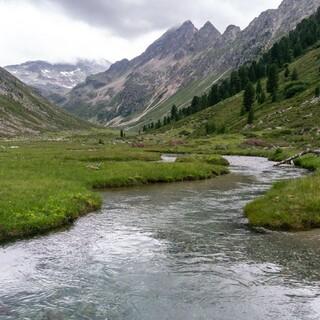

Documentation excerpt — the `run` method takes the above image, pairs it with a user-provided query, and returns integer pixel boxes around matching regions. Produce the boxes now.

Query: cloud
[0,0,282,66]
[0,0,163,65]
[33,0,282,37]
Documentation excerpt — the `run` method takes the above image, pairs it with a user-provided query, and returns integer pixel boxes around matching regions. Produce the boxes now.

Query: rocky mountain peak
[279,0,311,10]
[198,21,221,39]
[199,21,220,35]
[106,59,130,75]
[222,25,241,42]
[173,20,198,41]
[179,20,197,32]
[191,21,221,51]
[224,24,241,35]
[139,20,198,61]
[241,0,320,56]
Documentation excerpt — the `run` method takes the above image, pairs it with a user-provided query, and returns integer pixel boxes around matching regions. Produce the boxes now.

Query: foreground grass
[245,155,320,231]
[245,173,320,231]
[0,135,228,242]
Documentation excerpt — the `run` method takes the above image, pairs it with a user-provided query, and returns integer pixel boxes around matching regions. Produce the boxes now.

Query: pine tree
[256,80,266,104]
[267,64,279,99]
[120,130,124,138]
[200,94,208,109]
[170,105,178,121]
[256,61,266,79]
[230,71,241,94]
[284,66,290,79]
[248,64,257,82]
[219,80,231,100]
[208,85,220,106]
[293,40,303,57]
[259,90,266,104]
[247,107,255,125]
[238,66,249,89]
[243,82,255,113]
[291,68,299,81]
[190,96,201,114]
[205,120,216,135]
[256,80,262,97]
[315,87,320,97]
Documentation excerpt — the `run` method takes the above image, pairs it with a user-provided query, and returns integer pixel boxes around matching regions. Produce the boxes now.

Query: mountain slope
[63,0,320,128]
[0,67,91,137]
[155,43,320,146]
[5,59,111,105]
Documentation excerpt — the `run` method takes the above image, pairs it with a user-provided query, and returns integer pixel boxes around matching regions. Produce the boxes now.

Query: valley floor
[1,123,320,243]
[0,130,229,243]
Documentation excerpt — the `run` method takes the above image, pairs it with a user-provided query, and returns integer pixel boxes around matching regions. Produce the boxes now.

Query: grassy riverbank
[0,131,228,242]
[143,131,320,231]
[245,155,320,231]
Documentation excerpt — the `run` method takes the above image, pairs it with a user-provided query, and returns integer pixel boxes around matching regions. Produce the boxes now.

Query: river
[0,156,320,320]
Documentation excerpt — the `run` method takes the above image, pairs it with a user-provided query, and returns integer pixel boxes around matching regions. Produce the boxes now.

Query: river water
[1,156,320,320]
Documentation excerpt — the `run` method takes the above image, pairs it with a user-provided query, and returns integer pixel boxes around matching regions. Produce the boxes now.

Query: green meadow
[0,131,228,242]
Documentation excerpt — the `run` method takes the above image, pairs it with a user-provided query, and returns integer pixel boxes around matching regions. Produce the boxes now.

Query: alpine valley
[3,1,320,318]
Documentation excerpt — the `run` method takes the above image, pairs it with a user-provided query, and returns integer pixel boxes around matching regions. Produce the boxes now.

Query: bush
[284,81,307,99]
[205,120,216,134]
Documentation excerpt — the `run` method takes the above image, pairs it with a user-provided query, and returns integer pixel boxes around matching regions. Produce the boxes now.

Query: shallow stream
[1,156,319,320]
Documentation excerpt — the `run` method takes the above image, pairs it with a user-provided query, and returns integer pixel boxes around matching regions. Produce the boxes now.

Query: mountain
[63,0,320,128]
[5,59,111,105]
[155,37,320,143]
[0,67,91,137]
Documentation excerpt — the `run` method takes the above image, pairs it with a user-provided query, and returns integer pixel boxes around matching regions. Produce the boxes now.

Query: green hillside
[153,44,320,149]
[126,73,222,131]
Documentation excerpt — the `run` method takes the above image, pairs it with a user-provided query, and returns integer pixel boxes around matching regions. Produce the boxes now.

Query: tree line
[143,8,320,132]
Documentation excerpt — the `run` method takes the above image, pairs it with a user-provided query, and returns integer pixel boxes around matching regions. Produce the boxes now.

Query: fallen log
[274,149,320,166]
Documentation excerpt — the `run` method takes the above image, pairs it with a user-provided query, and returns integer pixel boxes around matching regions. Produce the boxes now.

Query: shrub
[205,120,216,134]
[284,81,307,99]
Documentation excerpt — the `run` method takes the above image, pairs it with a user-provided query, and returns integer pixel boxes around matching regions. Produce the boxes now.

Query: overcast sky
[0,0,282,66]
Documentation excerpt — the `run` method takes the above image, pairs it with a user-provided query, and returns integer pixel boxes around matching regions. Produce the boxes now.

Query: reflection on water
[0,157,319,320]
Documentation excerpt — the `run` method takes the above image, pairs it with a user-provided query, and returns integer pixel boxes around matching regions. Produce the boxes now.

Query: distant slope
[63,0,320,129]
[5,59,111,105]
[0,67,91,137]
[157,44,320,145]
